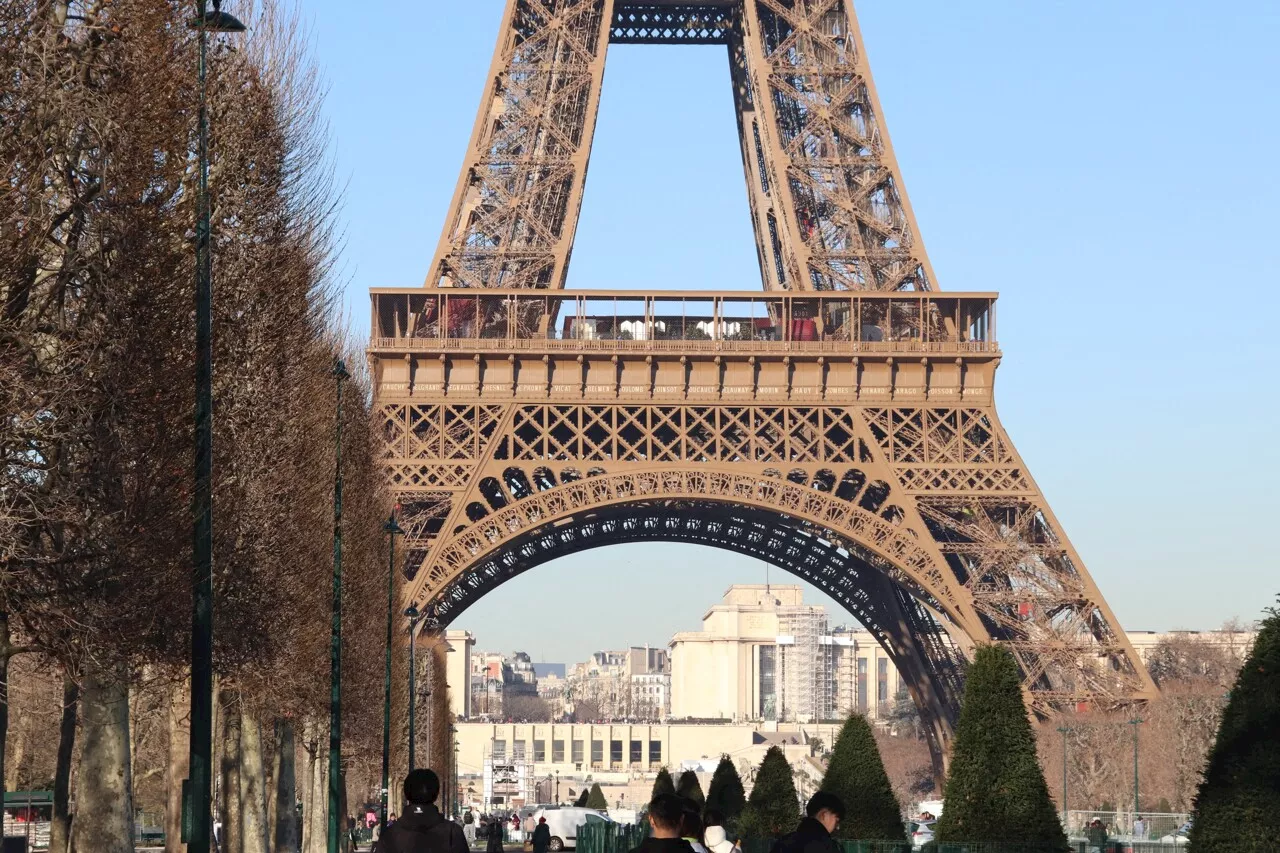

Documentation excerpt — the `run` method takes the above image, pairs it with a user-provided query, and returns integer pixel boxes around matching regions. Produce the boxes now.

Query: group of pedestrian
[630,791,843,853]
[368,766,846,853]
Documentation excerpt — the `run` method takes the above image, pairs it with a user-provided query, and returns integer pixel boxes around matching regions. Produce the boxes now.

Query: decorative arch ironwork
[422,496,966,774]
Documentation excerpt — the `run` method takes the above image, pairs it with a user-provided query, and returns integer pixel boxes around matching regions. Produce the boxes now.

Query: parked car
[530,807,609,851]
[907,819,936,850]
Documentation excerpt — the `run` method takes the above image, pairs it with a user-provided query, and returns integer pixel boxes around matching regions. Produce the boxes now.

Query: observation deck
[369,289,999,403]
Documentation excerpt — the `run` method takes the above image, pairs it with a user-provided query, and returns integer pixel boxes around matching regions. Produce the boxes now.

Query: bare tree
[1,2,400,849]
[504,694,554,723]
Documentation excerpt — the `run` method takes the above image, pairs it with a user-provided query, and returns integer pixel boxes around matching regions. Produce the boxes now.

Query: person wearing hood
[532,816,552,853]
[769,792,844,853]
[628,794,696,853]
[486,812,506,853]
[702,811,739,853]
[376,769,470,853]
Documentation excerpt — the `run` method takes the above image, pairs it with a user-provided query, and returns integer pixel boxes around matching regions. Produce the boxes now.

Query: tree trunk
[338,772,349,853]
[240,712,270,853]
[268,724,280,852]
[273,720,298,853]
[305,727,326,853]
[0,612,14,804]
[6,727,23,792]
[301,720,320,853]
[70,669,134,853]
[221,691,243,853]
[165,681,190,853]
[50,675,79,853]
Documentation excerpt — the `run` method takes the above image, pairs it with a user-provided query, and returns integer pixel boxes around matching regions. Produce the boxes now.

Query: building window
[533,739,545,762]
[877,658,889,704]
[553,740,565,763]
[649,741,662,763]
[591,740,603,764]
[513,740,526,760]
[493,740,506,760]
[857,658,868,712]
[759,645,777,720]
[610,740,623,764]
[572,740,584,764]
[630,740,642,763]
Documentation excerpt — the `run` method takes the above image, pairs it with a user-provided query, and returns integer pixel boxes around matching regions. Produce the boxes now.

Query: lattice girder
[427,0,936,291]
[385,0,1157,772]
[372,338,1156,720]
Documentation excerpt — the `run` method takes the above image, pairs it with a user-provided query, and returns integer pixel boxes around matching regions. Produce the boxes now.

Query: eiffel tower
[369,0,1157,771]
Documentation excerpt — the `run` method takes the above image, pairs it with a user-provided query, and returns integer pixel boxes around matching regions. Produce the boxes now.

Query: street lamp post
[185,3,244,851]
[405,605,421,771]
[1056,725,1071,829]
[380,513,403,830]
[327,359,349,853]
[1128,717,1144,818]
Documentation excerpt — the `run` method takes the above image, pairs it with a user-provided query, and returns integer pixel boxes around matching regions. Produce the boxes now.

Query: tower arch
[418,487,967,775]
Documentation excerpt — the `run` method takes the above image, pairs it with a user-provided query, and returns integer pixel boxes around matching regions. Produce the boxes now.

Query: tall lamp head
[189,0,246,32]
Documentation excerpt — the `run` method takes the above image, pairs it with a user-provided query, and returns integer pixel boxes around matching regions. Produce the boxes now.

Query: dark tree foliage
[820,715,906,841]
[1189,604,1280,853]
[575,789,590,807]
[586,782,608,811]
[705,756,746,823]
[677,769,705,809]
[651,767,676,801]
[934,646,1067,848]
[740,746,799,839]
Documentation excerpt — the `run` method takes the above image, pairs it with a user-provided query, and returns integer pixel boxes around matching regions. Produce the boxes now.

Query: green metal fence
[581,826,1195,853]
[744,842,914,853]
[578,820,650,853]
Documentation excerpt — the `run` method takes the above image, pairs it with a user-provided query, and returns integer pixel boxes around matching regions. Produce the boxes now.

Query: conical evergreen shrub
[586,782,608,811]
[651,767,676,801]
[677,769,706,809]
[575,788,590,807]
[820,714,906,840]
[705,756,747,823]
[1189,603,1280,852]
[740,746,799,839]
[934,645,1066,848]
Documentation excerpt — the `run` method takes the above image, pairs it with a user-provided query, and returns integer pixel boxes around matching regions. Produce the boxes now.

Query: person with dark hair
[702,811,739,853]
[768,792,844,853]
[629,794,696,853]
[678,800,708,853]
[376,769,470,853]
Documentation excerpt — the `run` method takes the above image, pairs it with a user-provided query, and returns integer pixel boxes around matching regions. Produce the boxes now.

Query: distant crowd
[359,768,848,853]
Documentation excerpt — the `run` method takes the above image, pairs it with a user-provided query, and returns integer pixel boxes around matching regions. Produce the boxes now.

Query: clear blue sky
[300,1,1279,663]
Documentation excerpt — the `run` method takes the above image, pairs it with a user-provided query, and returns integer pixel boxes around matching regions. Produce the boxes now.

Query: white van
[530,806,609,851]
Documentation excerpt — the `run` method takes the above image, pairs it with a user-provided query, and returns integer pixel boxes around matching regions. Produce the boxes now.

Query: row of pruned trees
[0,2,434,851]
[630,622,1273,850]
[1034,623,1253,815]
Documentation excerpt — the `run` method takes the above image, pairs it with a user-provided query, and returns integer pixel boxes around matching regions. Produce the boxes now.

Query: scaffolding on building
[778,606,828,722]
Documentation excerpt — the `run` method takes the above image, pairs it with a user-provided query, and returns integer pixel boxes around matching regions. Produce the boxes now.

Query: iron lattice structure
[373,0,1157,772]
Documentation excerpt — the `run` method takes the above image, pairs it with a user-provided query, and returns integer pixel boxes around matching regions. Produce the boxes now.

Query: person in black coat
[628,794,696,853]
[769,792,844,853]
[532,817,552,853]
[377,769,470,853]
[485,813,505,853]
